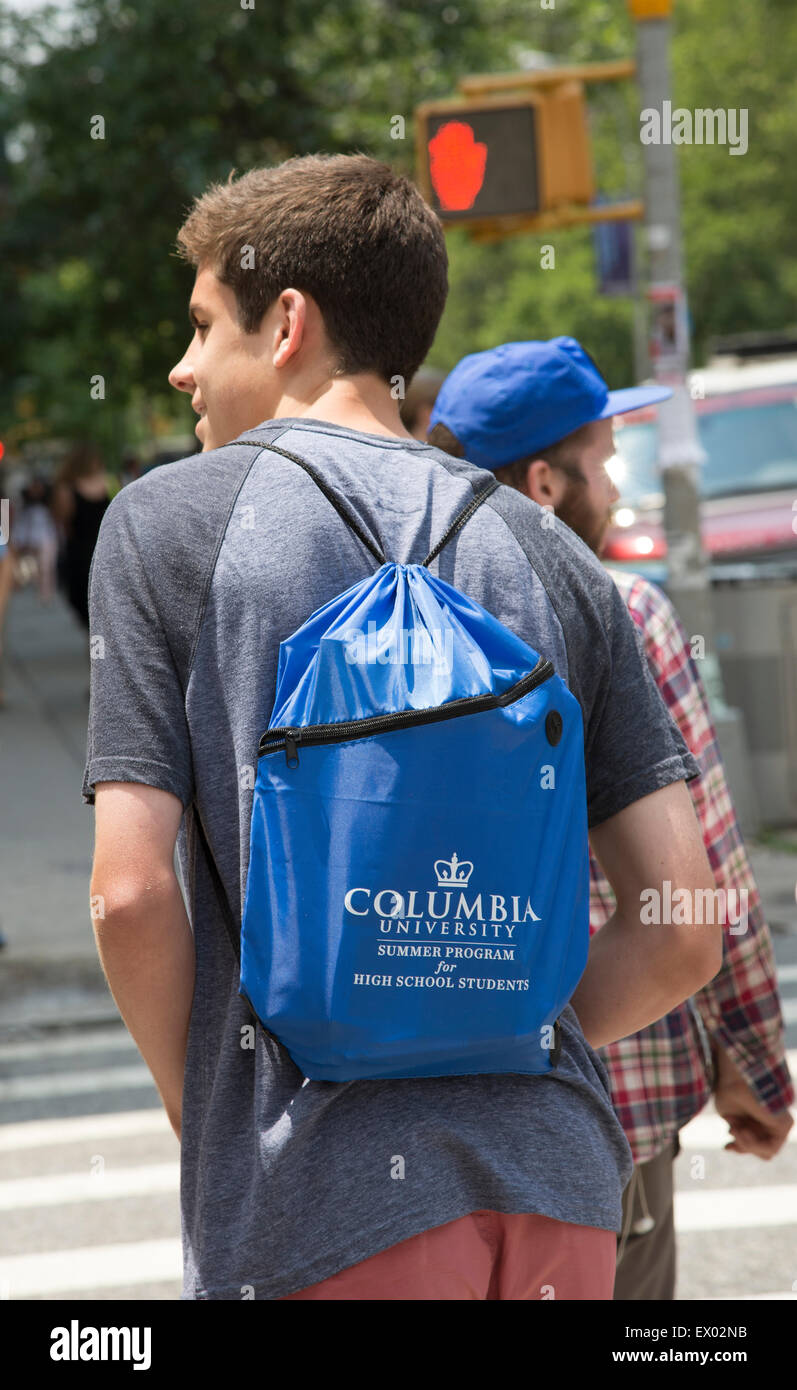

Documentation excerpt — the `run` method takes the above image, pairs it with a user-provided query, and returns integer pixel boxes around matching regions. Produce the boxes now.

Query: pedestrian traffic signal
[421,101,540,219]
[415,85,595,230]
[627,0,672,17]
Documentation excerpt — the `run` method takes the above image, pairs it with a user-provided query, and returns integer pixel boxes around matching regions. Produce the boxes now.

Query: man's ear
[524,458,562,508]
[271,288,308,368]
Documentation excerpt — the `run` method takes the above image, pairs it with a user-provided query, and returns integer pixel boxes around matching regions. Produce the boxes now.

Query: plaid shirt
[591,568,794,1165]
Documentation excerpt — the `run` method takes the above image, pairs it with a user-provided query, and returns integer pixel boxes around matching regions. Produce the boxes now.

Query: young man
[83,157,721,1301]
[429,336,794,1300]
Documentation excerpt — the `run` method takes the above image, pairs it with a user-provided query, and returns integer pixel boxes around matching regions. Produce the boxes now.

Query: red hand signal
[428,121,488,211]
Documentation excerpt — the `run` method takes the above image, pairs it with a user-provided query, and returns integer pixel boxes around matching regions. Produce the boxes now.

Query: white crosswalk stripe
[0,1239,183,1298]
[0,1162,180,1211]
[0,1029,140,1064]
[0,1066,154,1103]
[675,1183,797,1231]
[781,997,797,1026]
[0,1109,171,1152]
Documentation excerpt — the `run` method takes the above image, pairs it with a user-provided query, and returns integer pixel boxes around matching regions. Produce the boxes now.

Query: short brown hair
[427,421,591,490]
[177,154,448,386]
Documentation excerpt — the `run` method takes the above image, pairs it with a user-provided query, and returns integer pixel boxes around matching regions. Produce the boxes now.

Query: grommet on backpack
[195,442,590,1083]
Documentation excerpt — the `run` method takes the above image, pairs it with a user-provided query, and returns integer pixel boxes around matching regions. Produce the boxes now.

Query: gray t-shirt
[82,417,699,1300]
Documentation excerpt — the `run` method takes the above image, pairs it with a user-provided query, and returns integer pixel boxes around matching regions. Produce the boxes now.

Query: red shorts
[280,1209,616,1300]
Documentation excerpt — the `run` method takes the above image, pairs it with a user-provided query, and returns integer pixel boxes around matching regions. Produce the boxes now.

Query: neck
[271,374,415,440]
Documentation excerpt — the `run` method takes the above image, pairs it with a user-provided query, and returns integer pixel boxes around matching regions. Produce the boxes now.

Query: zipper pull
[284,729,301,768]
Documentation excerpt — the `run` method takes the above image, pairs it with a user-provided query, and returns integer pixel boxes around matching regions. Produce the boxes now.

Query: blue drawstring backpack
[195,442,590,1082]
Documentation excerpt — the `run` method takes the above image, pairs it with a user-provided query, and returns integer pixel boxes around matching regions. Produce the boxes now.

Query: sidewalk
[0,584,795,1032]
[0,588,109,1028]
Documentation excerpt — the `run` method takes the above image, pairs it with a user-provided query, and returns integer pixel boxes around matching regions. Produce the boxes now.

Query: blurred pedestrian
[120,451,142,489]
[429,336,795,1300]
[12,475,59,603]
[399,367,446,440]
[51,443,113,631]
[0,525,15,710]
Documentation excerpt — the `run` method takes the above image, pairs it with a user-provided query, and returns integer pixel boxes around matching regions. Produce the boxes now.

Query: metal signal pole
[629,0,761,834]
[629,0,727,710]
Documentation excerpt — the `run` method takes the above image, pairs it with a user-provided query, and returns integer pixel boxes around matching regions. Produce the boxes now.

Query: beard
[555,479,611,557]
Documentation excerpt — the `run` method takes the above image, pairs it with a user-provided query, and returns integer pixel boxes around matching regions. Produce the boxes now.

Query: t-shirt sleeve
[82,487,194,809]
[585,577,700,828]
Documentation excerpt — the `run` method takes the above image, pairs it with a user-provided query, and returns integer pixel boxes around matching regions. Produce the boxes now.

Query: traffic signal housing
[415,84,595,231]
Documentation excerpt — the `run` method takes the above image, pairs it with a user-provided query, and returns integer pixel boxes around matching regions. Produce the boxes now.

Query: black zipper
[260,656,555,766]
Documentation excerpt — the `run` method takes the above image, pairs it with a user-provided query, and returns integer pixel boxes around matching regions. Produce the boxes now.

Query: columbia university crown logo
[434,853,474,888]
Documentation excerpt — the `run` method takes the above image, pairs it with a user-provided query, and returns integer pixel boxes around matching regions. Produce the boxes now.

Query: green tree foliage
[2,0,795,452]
[672,0,797,360]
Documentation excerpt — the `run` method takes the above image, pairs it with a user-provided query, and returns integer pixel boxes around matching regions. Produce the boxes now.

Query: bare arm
[570,780,723,1049]
[0,550,14,633]
[90,782,194,1140]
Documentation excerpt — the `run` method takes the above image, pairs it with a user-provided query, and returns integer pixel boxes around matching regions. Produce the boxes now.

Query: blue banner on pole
[593,199,634,296]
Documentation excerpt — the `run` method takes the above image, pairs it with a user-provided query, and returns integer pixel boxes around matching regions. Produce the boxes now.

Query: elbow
[686,934,724,991]
[674,917,724,994]
[652,865,727,994]
[90,872,177,930]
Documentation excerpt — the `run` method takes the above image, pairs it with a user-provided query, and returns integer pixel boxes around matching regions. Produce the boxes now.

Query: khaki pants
[614,1133,679,1301]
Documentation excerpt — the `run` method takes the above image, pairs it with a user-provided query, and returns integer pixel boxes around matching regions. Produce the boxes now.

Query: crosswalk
[0,1025,181,1299]
[1,1006,796,1300]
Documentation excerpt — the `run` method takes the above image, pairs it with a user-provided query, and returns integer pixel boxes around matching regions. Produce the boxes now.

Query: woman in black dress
[52,443,113,629]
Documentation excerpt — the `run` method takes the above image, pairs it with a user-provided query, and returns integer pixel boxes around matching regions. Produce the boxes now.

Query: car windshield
[613,392,797,504]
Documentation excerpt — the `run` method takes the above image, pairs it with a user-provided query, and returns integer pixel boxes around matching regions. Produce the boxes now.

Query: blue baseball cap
[429,337,672,470]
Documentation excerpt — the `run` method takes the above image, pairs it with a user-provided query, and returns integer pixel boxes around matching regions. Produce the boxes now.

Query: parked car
[603,351,797,579]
